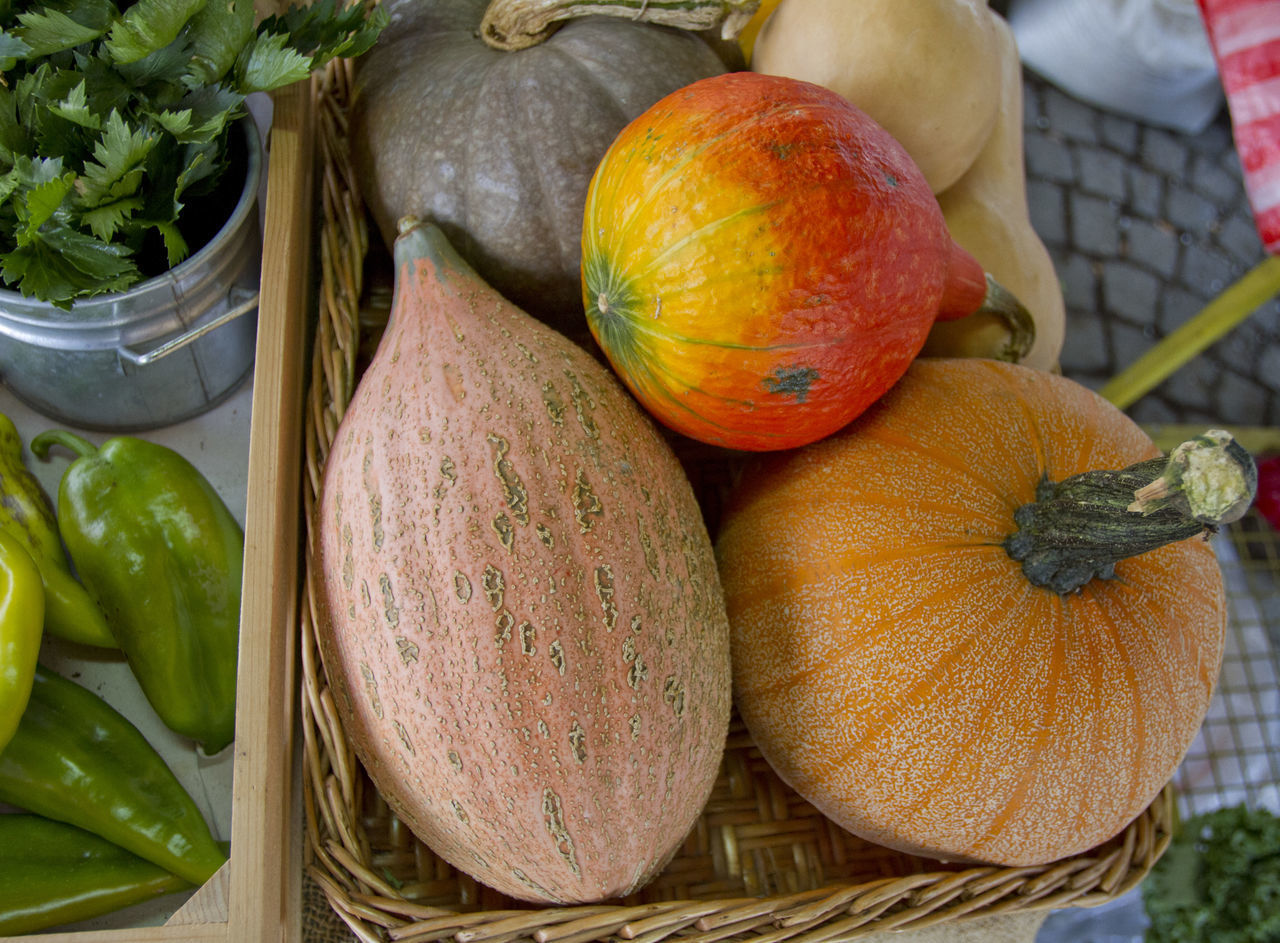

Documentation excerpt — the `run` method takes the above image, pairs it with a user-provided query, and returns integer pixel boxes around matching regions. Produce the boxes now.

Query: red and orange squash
[580,72,1031,452]
[715,358,1254,865]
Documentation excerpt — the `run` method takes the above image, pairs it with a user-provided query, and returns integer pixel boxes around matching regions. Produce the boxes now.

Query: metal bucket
[0,117,263,432]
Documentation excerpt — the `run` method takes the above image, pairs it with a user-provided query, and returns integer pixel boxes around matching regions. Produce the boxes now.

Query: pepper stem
[480,0,760,51]
[29,429,99,463]
[1004,430,1257,594]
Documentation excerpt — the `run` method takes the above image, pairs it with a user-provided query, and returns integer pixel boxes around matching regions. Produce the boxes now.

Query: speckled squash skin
[314,221,732,904]
[715,359,1225,866]
[581,72,990,452]
[349,0,727,334]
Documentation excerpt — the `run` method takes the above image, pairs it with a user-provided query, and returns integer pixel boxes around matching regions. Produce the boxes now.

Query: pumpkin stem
[934,242,1036,363]
[1003,430,1257,594]
[480,0,760,51]
[972,275,1037,364]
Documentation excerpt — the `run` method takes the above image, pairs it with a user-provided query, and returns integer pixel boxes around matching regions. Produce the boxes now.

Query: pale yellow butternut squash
[751,0,1003,193]
[925,14,1066,371]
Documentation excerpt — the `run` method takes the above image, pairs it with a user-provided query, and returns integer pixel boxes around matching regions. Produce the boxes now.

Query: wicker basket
[299,59,1176,943]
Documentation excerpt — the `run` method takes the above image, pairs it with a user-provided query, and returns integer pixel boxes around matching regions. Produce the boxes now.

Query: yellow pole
[1100,254,1280,409]
[1142,423,1280,455]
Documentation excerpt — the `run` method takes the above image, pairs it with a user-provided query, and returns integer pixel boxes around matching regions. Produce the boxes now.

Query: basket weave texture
[300,60,1176,943]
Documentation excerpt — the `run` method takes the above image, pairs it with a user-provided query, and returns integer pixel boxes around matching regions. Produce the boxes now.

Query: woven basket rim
[299,58,1176,943]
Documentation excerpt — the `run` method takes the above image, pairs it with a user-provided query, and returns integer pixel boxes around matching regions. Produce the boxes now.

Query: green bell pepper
[0,813,192,935]
[31,429,243,755]
[0,529,42,754]
[0,413,116,648]
[0,664,229,887]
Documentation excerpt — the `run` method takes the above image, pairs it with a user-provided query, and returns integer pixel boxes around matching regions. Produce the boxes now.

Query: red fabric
[1233,114,1280,170]
[1255,455,1280,529]
[1253,202,1280,250]
[1216,36,1280,88]
[1199,0,1280,254]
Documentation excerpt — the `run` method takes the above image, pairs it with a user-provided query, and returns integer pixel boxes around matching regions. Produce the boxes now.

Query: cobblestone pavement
[1021,72,1279,429]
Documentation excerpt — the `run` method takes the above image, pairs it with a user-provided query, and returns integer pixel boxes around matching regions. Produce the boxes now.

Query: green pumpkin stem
[480,0,760,51]
[1003,430,1257,594]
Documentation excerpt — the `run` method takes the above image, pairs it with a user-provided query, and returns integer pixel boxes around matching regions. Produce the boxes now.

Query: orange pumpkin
[715,358,1252,866]
[580,72,1027,452]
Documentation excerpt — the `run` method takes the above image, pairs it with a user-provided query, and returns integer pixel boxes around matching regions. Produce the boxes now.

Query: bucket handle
[117,286,260,367]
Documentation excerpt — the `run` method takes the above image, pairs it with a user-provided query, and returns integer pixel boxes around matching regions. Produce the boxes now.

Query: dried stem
[480,0,760,51]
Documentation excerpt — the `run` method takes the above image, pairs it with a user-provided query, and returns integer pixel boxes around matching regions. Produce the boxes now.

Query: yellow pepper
[0,529,43,754]
[0,414,115,648]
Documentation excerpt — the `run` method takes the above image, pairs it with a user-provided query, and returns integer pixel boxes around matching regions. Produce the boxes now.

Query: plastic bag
[1008,0,1224,133]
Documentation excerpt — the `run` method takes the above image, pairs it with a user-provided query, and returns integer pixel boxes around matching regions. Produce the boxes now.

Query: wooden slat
[167,865,231,926]
[226,76,315,943]
[25,926,229,943]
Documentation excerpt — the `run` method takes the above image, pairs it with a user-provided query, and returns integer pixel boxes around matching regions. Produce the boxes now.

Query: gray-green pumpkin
[349,0,728,334]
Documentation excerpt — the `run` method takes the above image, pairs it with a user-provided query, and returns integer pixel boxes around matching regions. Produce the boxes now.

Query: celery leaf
[46,81,101,131]
[186,0,254,88]
[235,32,312,93]
[104,0,205,65]
[15,7,103,56]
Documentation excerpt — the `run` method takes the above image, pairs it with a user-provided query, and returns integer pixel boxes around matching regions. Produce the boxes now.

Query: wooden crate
[1,78,315,943]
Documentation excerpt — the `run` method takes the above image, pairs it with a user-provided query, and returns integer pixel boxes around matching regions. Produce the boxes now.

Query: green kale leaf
[1143,804,1280,943]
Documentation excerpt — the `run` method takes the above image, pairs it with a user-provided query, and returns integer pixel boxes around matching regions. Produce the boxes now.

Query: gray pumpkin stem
[1003,429,1257,595]
[480,0,760,51]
